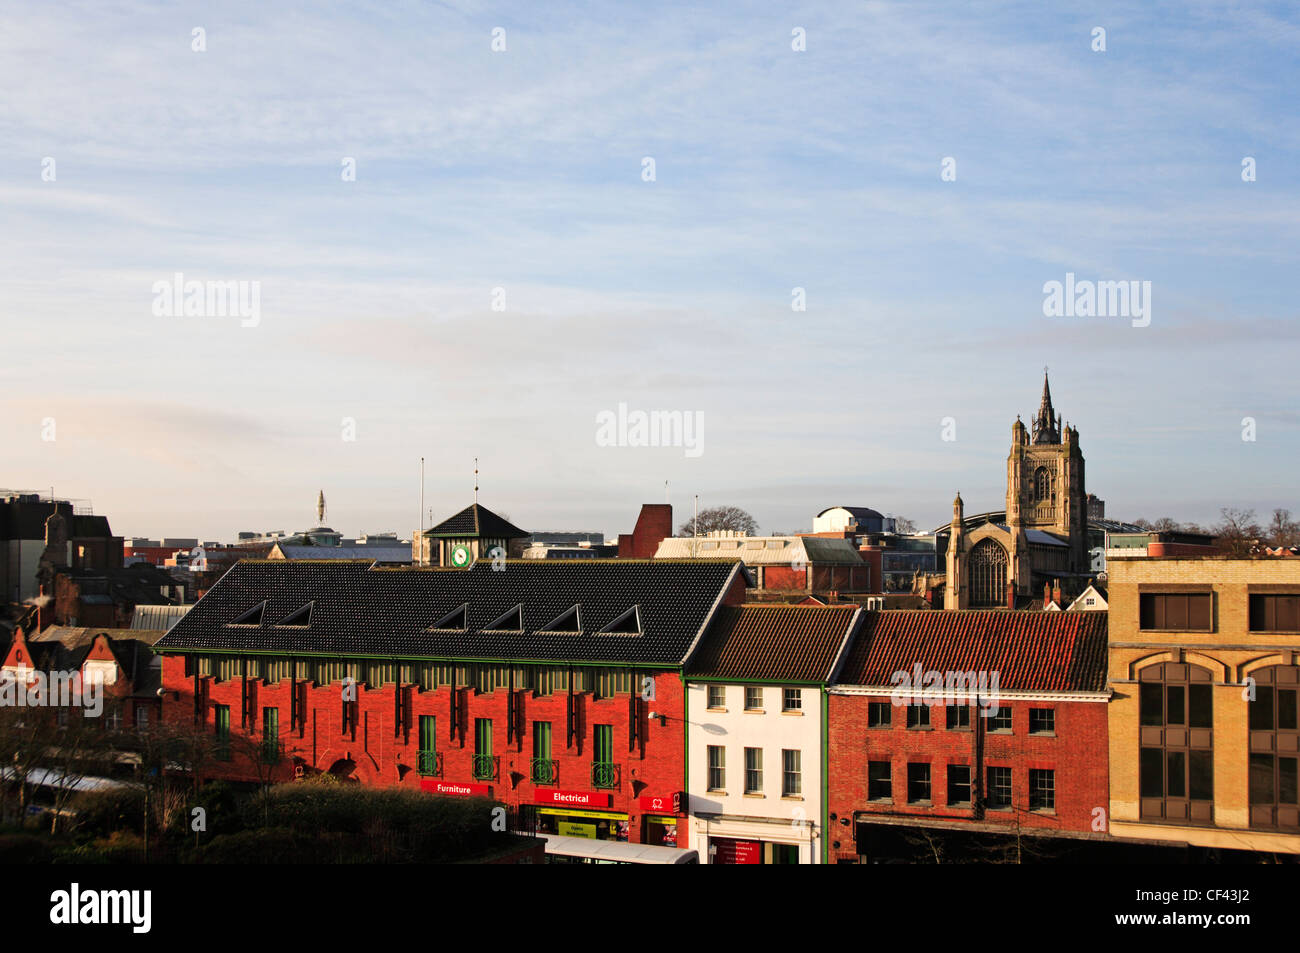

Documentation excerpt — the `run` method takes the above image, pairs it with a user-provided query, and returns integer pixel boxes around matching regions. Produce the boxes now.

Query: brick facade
[160,657,690,845]
[826,691,1109,861]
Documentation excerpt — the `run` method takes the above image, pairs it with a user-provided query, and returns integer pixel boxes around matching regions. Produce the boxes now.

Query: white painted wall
[687,682,824,863]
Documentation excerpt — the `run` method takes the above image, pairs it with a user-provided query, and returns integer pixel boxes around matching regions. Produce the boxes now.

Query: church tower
[944,493,967,609]
[1006,372,1088,574]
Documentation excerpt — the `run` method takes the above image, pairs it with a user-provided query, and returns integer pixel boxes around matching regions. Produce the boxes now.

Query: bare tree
[888,514,918,535]
[679,506,758,538]
[1214,507,1262,556]
[1268,508,1300,549]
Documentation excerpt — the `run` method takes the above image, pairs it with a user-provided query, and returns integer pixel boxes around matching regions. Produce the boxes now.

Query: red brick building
[154,558,748,848]
[826,610,1110,862]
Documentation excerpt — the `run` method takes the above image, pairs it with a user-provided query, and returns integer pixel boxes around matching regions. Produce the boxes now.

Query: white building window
[782,749,802,797]
[707,745,726,792]
[744,748,763,794]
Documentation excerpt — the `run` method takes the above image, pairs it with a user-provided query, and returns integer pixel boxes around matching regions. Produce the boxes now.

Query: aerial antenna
[316,489,326,526]
[419,458,425,567]
[692,494,699,557]
[474,457,479,505]
[665,480,669,504]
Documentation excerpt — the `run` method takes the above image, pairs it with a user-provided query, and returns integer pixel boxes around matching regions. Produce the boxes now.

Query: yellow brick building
[1107,556,1300,854]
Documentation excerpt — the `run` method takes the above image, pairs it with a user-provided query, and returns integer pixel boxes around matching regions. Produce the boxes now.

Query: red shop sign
[535,790,612,808]
[711,837,762,864]
[422,780,491,797]
[638,792,683,814]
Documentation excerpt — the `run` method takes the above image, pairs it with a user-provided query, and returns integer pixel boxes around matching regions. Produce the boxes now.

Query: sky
[1,1,1297,542]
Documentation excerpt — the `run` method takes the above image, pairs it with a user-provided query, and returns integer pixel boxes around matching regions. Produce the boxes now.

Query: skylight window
[429,604,468,631]
[278,602,314,627]
[228,601,266,626]
[483,604,524,632]
[598,606,641,635]
[539,605,582,633]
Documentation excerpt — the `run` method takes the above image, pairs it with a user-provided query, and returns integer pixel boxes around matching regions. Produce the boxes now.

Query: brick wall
[826,692,1109,861]
[1106,556,1300,853]
[160,656,690,845]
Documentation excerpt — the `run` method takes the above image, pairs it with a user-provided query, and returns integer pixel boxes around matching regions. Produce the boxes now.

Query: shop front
[690,814,817,864]
[529,790,627,841]
[639,793,684,847]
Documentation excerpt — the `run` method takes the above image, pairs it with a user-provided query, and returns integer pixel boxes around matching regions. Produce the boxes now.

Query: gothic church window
[1033,466,1054,503]
[969,539,1008,607]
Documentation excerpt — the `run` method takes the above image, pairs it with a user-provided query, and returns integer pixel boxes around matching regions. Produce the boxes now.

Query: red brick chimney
[618,504,673,559]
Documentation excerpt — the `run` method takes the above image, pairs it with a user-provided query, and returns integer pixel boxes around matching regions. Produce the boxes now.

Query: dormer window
[482,604,524,632]
[539,605,582,633]
[278,602,314,627]
[228,601,266,626]
[598,606,641,635]
[429,604,468,632]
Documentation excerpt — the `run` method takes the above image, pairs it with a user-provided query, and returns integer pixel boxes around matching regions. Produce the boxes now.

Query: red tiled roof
[687,605,861,683]
[838,610,1108,693]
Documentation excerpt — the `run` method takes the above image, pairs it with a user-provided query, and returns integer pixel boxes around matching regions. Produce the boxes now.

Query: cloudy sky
[2,1,1296,541]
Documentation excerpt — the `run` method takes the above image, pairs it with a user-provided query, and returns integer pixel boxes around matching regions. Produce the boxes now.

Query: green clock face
[449,544,472,568]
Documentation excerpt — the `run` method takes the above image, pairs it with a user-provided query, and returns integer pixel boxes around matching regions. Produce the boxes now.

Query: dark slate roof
[687,605,862,683]
[817,505,884,520]
[155,559,743,665]
[424,503,529,539]
[837,610,1108,693]
[274,545,412,563]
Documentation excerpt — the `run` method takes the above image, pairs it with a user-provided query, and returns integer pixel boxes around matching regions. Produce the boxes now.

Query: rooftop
[837,609,1108,694]
[156,558,745,665]
[687,605,862,683]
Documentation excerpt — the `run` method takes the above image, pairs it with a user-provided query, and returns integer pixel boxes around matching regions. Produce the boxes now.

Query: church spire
[1032,369,1061,444]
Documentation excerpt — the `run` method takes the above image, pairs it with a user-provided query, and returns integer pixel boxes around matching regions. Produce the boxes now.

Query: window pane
[1249,754,1275,805]
[1188,684,1212,729]
[1251,687,1275,731]
[1140,683,1164,726]
[1280,758,1298,805]
[1166,751,1186,798]
[1140,748,1163,798]
[1166,685,1185,726]
[1189,750,1213,801]
[1278,690,1297,731]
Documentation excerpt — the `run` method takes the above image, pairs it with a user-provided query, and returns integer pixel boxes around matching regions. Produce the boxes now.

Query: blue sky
[2,1,1297,541]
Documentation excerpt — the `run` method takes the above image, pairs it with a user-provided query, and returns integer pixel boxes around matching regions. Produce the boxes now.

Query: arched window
[1248,666,1299,831]
[1033,466,1054,503]
[969,539,1008,607]
[1139,662,1213,824]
